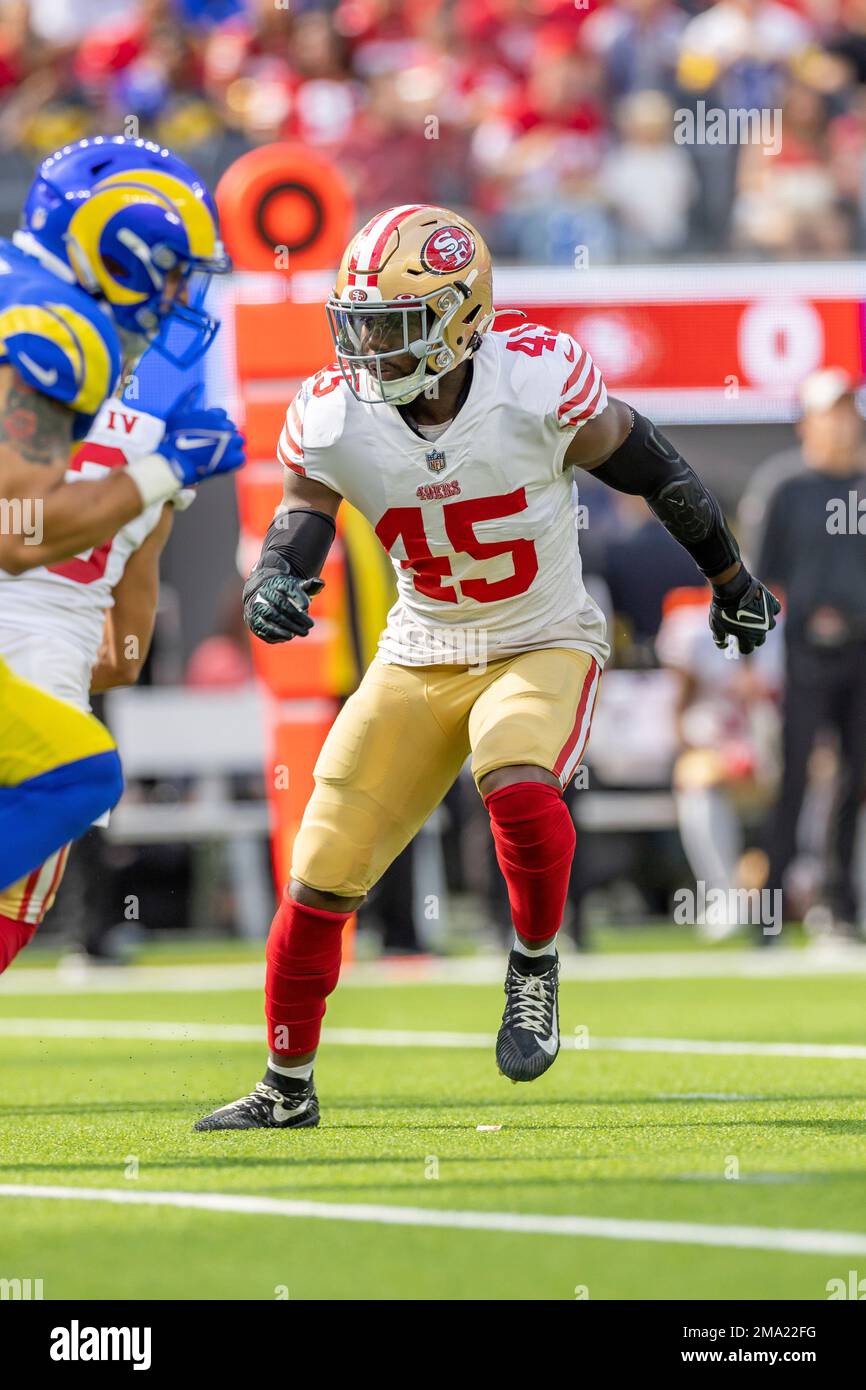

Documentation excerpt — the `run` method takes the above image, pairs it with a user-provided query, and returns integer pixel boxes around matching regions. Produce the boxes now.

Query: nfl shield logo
[425,448,447,473]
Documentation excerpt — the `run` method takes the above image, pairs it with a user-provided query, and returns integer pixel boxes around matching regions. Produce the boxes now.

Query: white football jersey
[278,324,611,667]
[0,398,168,709]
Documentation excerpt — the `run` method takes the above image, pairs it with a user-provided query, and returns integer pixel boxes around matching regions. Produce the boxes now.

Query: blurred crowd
[4,0,866,260]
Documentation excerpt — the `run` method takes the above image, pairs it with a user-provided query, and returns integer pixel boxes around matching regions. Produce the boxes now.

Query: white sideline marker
[1,1184,865,1257]
[1,1017,866,1060]
[5,942,866,994]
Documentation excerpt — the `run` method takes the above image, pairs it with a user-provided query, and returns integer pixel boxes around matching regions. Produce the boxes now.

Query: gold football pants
[292,647,601,898]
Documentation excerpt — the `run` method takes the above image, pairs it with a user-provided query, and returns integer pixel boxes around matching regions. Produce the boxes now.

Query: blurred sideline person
[598,491,701,661]
[738,369,862,563]
[657,586,781,940]
[0,135,243,916]
[195,204,779,1131]
[759,377,866,936]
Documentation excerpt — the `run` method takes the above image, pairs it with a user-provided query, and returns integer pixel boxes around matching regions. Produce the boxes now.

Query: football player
[0,384,199,970]
[195,206,779,1130]
[0,137,244,897]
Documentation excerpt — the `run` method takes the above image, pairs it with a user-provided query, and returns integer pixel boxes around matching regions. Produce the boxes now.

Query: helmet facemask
[91,232,227,369]
[112,272,219,373]
[326,283,470,406]
[146,260,223,368]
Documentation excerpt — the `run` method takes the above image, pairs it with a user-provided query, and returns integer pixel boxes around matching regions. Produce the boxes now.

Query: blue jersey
[0,239,121,434]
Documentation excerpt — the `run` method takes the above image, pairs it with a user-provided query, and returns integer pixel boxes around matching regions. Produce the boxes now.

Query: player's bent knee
[291,784,381,901]
[289,878,364,913]
[477,763,560,798]
[291,821,373,901]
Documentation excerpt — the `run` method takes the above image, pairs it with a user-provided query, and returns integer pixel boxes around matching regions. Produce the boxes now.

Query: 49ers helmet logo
[420,226,475,274]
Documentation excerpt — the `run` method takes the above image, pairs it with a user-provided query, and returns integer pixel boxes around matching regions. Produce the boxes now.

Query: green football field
[1,940,865,1301]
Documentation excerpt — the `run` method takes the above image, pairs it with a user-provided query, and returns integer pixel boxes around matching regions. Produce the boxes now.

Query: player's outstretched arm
[0,363,148,573]
[0,365,95,571]
[243,468,341,645]
[565,397,781,655]
[0,376,245,574]
[90,503,175,693]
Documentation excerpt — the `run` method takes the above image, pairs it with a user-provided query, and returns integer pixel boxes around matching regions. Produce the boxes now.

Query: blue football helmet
[16,135,230,367]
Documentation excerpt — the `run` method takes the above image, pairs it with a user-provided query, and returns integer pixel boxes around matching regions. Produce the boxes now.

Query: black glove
[243,569,324,644]
[709,567,781,655]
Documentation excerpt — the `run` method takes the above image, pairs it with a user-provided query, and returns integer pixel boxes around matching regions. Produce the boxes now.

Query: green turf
[1,961,864,1300]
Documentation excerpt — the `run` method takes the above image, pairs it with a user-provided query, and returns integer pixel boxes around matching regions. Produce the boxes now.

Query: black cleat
[194,1076,319,1131]
[496,951,560,1083]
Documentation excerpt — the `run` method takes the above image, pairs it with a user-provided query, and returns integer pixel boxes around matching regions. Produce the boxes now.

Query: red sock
[265,892,351,1056]
[485,782,575,943]
[0,913,38,974]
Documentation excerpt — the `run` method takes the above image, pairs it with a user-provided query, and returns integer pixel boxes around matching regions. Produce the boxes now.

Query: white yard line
[0,1183,864,1256]
[1,1017,865,1059]
[4,943,866,995]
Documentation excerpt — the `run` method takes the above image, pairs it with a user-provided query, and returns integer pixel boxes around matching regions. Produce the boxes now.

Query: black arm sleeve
[252,508,336,581]
[589,409,740,581]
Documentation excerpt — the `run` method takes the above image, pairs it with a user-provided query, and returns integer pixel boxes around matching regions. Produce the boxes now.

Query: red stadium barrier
[285,261,866,423]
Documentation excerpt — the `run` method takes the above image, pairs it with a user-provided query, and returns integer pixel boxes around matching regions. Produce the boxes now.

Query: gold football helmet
[326,204,494,405]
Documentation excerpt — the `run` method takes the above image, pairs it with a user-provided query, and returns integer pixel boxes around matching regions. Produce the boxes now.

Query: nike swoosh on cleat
[272,1098,309,1122]
[534,1006,559,1056]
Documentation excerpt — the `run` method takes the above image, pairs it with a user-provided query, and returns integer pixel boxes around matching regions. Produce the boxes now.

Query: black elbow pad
[591,411,740,579]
